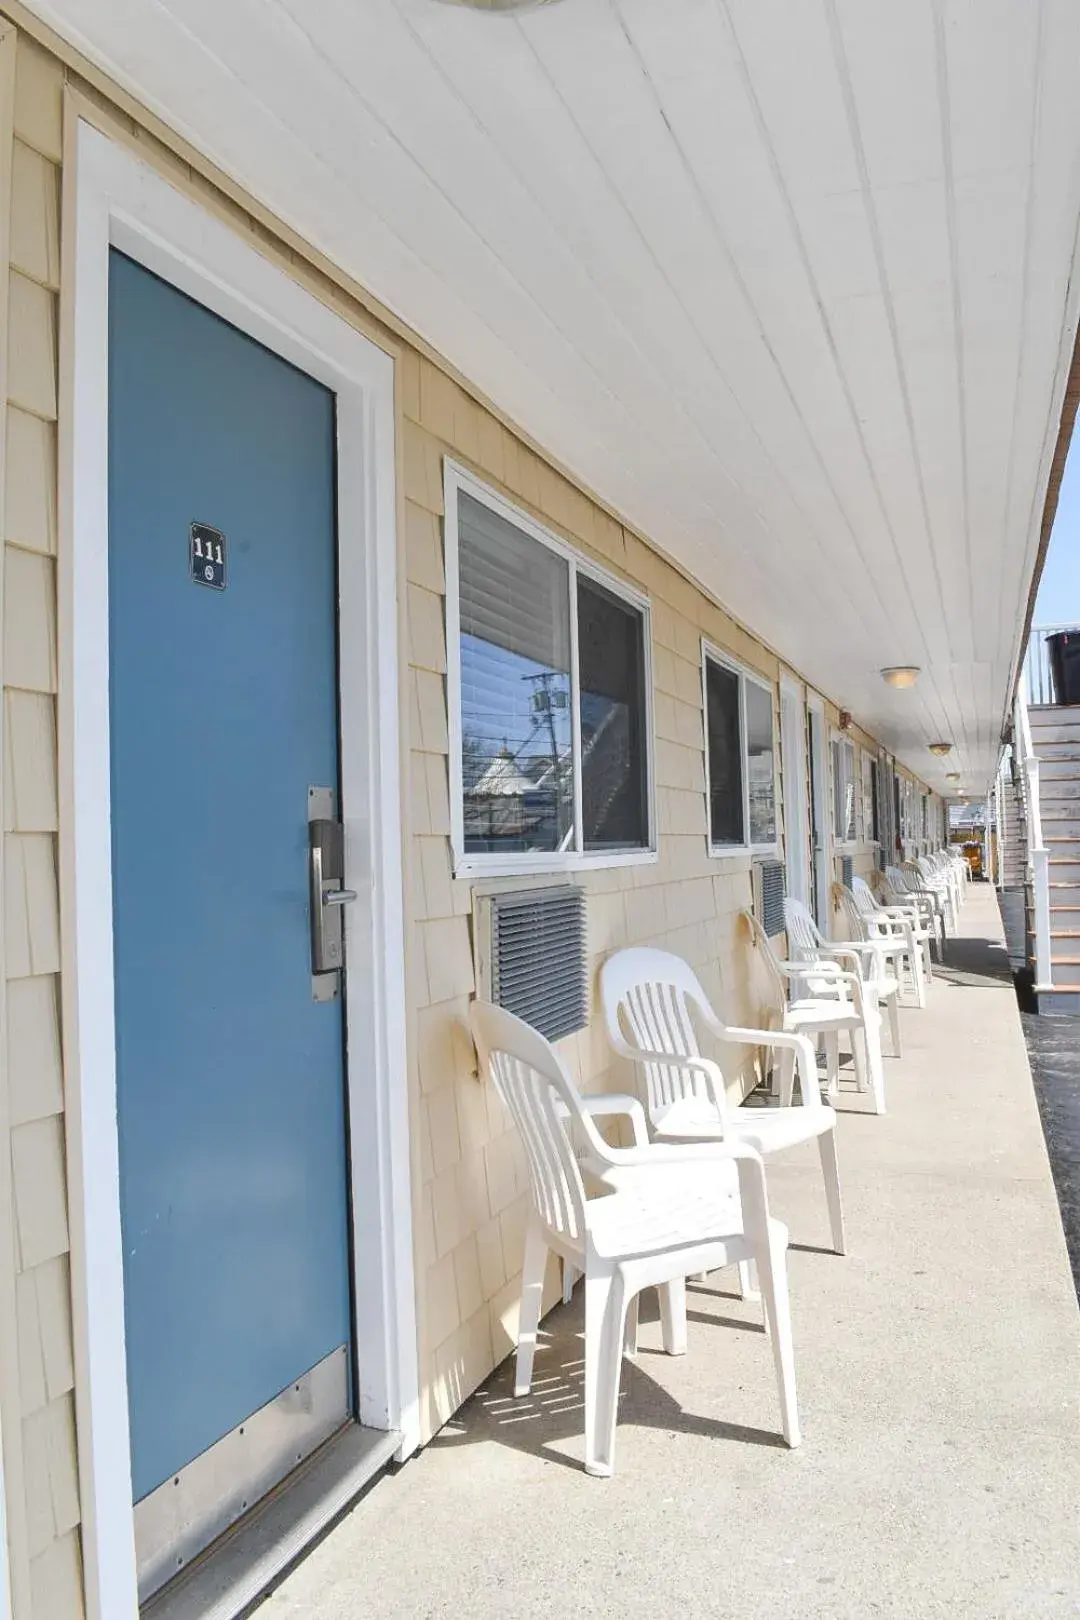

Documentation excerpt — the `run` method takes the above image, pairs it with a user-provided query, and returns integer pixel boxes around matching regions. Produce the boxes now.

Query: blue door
[108,252,352,1516]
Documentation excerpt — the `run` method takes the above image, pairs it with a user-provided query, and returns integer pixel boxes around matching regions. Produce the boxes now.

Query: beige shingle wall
[2,31,84,1620]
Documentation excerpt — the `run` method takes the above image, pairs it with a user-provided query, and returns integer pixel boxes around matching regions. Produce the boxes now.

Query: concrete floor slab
[265,888,1080,1620]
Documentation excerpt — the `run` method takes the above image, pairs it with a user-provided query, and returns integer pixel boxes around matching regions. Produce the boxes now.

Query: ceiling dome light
[928,741,953,757]
[946,772,961,782]
[881,666,920,689]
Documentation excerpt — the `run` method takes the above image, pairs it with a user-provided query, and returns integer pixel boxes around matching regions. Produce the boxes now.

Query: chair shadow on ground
[429,1280,786,1475]
[931,934,1014,989]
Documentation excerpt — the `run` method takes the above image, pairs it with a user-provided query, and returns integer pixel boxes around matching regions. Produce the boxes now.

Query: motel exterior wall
[0,23,944,1617]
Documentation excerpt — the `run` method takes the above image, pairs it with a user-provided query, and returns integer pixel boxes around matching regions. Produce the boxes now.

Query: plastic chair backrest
[470,1000,588,1245]
[852,877,879,916]
[600,947,727,1119]
[783,896,826,959]
[832,884,864,940]
[886,864,912,895]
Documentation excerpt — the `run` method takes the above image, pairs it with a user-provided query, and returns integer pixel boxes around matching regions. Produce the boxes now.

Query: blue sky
[1035,431,1080,624]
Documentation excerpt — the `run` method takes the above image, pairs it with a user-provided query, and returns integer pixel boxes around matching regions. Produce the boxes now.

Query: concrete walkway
[266,887,1080,1620]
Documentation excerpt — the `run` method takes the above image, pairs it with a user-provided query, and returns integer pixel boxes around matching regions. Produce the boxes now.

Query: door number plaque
[190,523,227,590]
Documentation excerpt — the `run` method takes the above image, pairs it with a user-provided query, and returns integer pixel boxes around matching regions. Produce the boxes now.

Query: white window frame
[444,461,657,879]
[701,641,779,859]
[830,733,858,852]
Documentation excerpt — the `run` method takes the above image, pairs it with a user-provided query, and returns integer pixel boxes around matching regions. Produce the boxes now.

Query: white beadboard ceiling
[30,0,1080,793]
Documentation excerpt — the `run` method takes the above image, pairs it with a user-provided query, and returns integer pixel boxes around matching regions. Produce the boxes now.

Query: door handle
[308,798,350,990]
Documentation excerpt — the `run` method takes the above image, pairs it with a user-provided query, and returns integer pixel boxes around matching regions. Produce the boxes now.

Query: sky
[1035,430,1080,625]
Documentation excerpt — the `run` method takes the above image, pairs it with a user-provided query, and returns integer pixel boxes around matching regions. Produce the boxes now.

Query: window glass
[744,680,776,845]
[577,576,648,850]
[869,757,881,843]
[453,485,651,865]
[832,738,856,842]
[706,658,744,847]
[458,493,573,854]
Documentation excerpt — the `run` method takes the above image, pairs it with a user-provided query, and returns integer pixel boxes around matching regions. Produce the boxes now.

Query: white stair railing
[1015,674,1052,987]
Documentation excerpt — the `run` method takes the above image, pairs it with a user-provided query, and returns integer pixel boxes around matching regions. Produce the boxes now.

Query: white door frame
[779,674,810,908]
[806,692,831,926]
[59,118,418,1620]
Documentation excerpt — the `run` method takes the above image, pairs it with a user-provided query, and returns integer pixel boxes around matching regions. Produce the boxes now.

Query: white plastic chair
[837,882,926,1008]
[599,948,844,1259]
[853,875,933,994]
[886,864,947,953]
[469,999,800,1476]
[784,896,898,1114]
[929,850,965,918]
[739,909,867,1098]
[870,871,940,965]
[912,857,958,934]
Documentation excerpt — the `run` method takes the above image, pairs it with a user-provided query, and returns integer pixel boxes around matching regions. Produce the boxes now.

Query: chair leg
[864,1014,887,1114]
[850,1024,866,1092]
[737,1258,760,1302]
[910,947,926,1008]
[818,1128,846,1255]
[515,1222,548,1397]
[887,992,902,1058]
[623,1292,639,1358]
[755,1233,801,1449]
[659,1277,687,1356]
[562,1261,576,1306]
[584,1264,627,1478]
[778,1042,796,1108]
[823,1030,840,1095]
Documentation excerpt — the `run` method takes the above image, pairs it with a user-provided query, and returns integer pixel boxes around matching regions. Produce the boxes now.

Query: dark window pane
[870,759,880,843]
[744,680,776,845]
[457,492,573,854]
[577,576,648,851]
[706,658,744,846]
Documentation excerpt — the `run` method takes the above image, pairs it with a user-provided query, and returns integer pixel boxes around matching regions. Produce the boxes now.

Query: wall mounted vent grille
[476,885,587,1043]
[841,855,854,889]
[753,859,786,938]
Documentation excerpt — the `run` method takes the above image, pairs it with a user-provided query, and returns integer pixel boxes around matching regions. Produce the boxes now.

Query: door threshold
[141,1423,401,1620]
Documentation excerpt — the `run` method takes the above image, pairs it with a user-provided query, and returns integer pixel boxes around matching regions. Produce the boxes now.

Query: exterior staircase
[1028,704,1080,1013]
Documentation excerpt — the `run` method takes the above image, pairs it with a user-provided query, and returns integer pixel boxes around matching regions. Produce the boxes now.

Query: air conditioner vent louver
[841,855,854,889]
[753,859,786,938]
[481,885,587,1043]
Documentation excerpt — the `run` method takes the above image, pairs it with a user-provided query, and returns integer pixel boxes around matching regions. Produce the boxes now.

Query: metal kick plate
[134,1345,350,1604]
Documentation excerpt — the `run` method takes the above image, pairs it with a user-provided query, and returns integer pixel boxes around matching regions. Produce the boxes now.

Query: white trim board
[778,673,810,909]
[58,118,418,1620]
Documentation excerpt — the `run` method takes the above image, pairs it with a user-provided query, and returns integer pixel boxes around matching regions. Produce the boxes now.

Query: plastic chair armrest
[611,1046,727,1114]
[577,1093,650,1149]
[594,1136,763,1171]
[722,1027,821,1106]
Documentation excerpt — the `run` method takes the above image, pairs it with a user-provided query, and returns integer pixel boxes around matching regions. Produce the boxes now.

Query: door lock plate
[308,786,351,1000]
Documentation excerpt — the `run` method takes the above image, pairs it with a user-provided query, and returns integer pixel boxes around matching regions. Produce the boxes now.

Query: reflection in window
[831,737,856,843]
[458,493,573,854]
[577,577,648,850]
[705,658,744,847]
[744,680,776,846]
